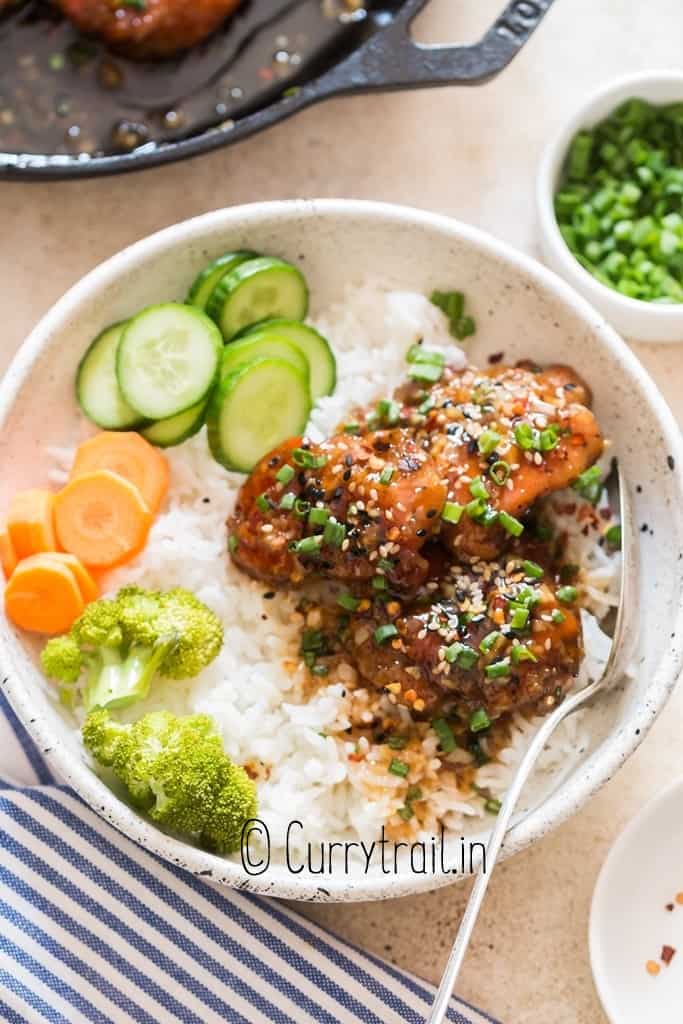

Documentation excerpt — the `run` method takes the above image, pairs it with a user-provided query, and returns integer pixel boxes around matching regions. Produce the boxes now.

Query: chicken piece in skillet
[392,360,604,561]
[337,539,583,723]
[55,0,242,59]
[228,430,447,592]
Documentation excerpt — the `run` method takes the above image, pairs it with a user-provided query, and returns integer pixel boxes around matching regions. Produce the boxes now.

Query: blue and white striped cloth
[0,690,497,1024]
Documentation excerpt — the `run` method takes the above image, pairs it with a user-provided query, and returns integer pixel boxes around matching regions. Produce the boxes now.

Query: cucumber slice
[141,398,207,448]
[76,322,145,430]
[117,303,222,420]
[206,256,309,340]
[239,319,335,400]
[207,358,311,472]
[220,333,309,382]
[186,250,257,310]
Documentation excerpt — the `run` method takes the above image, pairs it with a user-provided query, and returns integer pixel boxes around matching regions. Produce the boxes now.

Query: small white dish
[537,71,683,343]
[590,778,683,1022]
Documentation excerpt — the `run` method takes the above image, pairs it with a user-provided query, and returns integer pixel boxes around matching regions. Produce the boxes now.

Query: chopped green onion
[444,642,477,668]
[489,460,510,486]
[511,644,538,664]
[292,447,327,469]
[409,362,443,383]
[605,524,622,548]
[406,344,446,367]
[522,559,544,579]
[557,585,578,604]
[377,398,401,426]
[432,718,456,754]
[484,797,502,815]
[338,592,360,612]
[430,289,464,325]
[378,558,394,572]
[509,605,530,630]
[276,464,295,484]
[465,497,488,522]
[372,575,388,592]
[379,466,395,485]
[374,624,399,645]
[499,511,524,537]
[343,422,360,435]
[478,429,501,455]
[469,476,488,500]
[540,425,561,451]
[551,609,566,624]
[397,804,414,821]
[294,498,310,517]
[515,585,540,608]
[387,735,407,750]
[228,534,239,554]
[406,785,423,802]
[485,659,511,679]
[469,708,491,733]
[293,535,323,557]
[573,465,603,503]
[455,316,476,340]
[323,520,346,548]
[308,507,330,527]
[279,492,296,511]
[514,422,536,450]
[312,663,329,676]
[441,502,464,525]
[302,629,324,652]
[256,493,270,514]
[479,631,502,654]
[388,758,410,778]
[418,395,435,415]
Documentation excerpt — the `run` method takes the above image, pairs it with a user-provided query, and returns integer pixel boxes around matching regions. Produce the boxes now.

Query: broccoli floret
[40,586,224,713]
[83,708,257,854]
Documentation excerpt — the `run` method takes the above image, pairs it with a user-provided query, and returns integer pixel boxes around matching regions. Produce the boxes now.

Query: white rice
[49,283,620,858]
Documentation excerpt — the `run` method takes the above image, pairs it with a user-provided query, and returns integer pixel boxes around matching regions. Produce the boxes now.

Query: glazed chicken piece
[229,430,447,591]
[341,541,583,722]
[55,0,242,59]
[395,361,604,561]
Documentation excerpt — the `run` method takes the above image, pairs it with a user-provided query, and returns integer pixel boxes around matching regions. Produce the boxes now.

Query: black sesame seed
[202,497,210,504]
[263,592,275,600]
[427,509,437,519]
[268,456,279,468]
[343,469,352,482]
[344,455,354,467]
[416,528,427,538]
[667,455,675,471]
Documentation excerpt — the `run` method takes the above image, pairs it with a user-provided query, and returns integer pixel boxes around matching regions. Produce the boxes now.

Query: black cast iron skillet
[0,0,556,180]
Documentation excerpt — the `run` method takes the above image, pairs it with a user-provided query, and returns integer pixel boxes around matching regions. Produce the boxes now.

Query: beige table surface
[2,1,683,1020]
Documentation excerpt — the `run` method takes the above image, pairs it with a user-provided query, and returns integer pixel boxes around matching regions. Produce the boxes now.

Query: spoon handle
[425,681,599,1024]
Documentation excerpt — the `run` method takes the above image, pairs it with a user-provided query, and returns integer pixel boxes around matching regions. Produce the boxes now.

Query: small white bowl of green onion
[538,71,683,342]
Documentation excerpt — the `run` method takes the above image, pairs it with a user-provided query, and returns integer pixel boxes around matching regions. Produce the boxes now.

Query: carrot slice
[0,530,18,581]
[70,432,169,516]
[54,469,152,570]
[4,554,85,635]
[43,553,99,604]
[7,489,57,560]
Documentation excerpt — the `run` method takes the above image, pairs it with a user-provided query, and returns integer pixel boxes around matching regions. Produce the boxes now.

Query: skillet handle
[311,0,557,94]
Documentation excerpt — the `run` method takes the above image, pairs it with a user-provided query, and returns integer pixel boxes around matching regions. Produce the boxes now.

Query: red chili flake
[488,352,504,365]
[258,67,274,81]
[661,945,676,966]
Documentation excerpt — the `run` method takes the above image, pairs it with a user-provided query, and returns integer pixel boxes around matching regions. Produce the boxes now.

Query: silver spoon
[426,464,636,1024]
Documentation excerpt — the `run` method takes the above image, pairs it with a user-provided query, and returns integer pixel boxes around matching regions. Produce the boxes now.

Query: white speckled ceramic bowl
[1,200,682,902]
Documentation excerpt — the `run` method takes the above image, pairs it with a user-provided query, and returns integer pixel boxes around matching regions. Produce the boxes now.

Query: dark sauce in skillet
[0,0,396,159]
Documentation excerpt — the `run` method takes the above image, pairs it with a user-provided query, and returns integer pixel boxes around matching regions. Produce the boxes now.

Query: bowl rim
[2,197,683,902]
[537,69,683,332]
